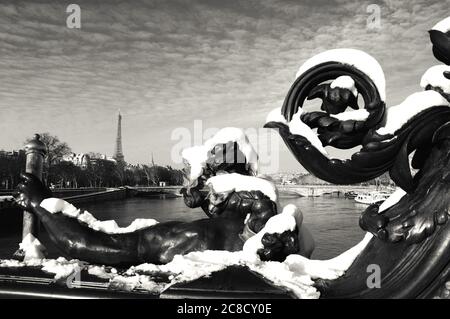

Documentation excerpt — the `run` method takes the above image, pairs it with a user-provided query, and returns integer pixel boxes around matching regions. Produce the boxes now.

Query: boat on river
[354,191,391,205]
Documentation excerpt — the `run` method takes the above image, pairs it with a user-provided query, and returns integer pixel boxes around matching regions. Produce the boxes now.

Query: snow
[331,109,370,121]
[264,204,301,233]
[181,127,259,182]
[103,203,370,299]
[40,198,81,217]
[41,258,84,281]
[0,259,28,268]
[0,257,84,281]
[378,188,407,213]
[180,146,209,185]
[3,178,375,298]
[40,198,159,234]
[87,265,110,278]
[87,265,117,279]
[0,202,373,299]
[266,107,329,156]
[296,49,386,101]
[432,17,450,33]
[266,106,288,124]
[78,211,158,234]
[330,76,358,97]
[376,90,450,135]
[104,230,373,299]
[110,274,167,293]
[206,173,279,202]
[116,203,372,298]
[243,204,301,260]
[19,233,46,261]
[420,65,450,94]
[249,260,319,298]
[288,109,329,156]
[281,232,373,280]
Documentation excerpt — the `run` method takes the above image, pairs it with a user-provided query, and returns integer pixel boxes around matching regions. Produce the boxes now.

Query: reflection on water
[82,195,366,260]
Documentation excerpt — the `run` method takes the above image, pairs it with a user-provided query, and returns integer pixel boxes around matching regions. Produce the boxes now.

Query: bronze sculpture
[264,18,450,298]
[12,137,305,266]
[9,17,450,298]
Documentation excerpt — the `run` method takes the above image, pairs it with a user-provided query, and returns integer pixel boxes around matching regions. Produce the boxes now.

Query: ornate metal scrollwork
[266,17,450,298]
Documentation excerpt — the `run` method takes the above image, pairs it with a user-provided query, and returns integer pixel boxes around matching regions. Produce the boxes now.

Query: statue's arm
[181,186,206,207]
[181,185,212,217]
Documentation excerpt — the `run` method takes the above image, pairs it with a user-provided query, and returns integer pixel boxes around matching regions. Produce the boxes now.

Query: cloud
[0,0,447,171]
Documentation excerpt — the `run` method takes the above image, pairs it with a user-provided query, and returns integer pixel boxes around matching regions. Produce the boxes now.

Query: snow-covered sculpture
[11,127,314,268]
[8,129,368,299]
[265,17,450,298]
[7,17,450,299]
[180,129,315,260]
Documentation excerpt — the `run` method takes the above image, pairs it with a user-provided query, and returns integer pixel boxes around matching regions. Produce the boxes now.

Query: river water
[81,196,367,260]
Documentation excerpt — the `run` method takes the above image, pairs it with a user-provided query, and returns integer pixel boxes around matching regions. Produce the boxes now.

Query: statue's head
[181,128,258,189]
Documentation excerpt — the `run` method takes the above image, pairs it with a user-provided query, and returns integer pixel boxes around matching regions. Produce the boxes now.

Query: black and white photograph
[0,0,449,304]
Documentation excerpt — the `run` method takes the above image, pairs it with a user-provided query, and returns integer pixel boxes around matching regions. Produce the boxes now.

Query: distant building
[62,152,117,169]
[267,172,330,185]
[62,153,90,169]
[88,153,117,165]
[0,150,25,160]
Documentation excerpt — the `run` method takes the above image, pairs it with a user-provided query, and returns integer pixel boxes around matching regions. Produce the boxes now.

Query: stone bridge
[277,185,378,197]
[130,184,378,198]
[129,186,183,197]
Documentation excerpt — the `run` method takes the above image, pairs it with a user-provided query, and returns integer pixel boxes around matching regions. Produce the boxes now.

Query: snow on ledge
[330,76,358,97]
[108,213,372,299]
[432,17,450,33]
[40,198,159,234]
[420,65,450,94]
[288,109,329,156]
[19,233,46,261]
[111,231,373,299]
[0,257,84,281]
[296,49,386,101]
[0,234,373,299]
[266,106,288,124]
[378,188,407,213]
[376,90,450,136]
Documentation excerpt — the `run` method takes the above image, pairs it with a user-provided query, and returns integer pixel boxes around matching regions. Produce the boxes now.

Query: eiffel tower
[113,110,125,163]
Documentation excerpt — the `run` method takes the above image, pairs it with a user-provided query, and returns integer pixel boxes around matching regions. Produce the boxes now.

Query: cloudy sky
[0,0,447,173]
